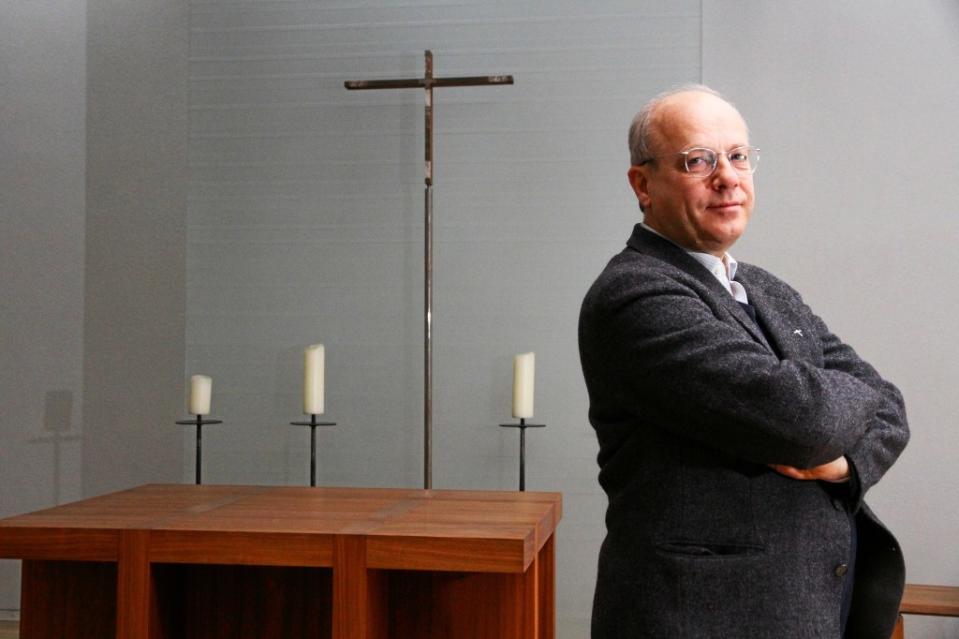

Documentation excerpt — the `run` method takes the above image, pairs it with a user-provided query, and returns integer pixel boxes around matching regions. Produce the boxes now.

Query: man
[578,86,908,638]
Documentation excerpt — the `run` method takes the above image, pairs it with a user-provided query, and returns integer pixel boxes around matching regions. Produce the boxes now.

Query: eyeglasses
[638,145,760,177]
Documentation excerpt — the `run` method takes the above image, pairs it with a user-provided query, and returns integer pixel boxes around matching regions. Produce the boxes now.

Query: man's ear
[627,165,652,211]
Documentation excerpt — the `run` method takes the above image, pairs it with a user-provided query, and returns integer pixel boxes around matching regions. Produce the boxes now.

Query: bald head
[625,86,756,256]
[628,85,745,166]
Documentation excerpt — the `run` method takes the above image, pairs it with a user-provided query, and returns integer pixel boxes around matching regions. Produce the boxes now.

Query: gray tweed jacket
[578,225,908,638]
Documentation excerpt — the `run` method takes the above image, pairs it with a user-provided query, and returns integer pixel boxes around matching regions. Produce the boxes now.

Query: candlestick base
[499,418,546,491]
[176,416,224,485]
[290,415,337,487]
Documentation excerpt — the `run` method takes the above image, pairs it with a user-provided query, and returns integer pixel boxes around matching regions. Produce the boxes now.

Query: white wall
[82,0,188,498]
[0,0,188,613]
[4,1,957,633]
[704,1,959,636]
[185,1,700,633]
[0,0,87,612]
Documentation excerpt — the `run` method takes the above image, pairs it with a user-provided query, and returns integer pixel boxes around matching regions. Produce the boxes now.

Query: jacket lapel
[734,267,824,365]
[734,281,785,358]
[625,225,773,351]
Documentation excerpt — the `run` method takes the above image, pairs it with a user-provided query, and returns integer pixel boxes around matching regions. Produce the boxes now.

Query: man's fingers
[768,457,849,482]
[769,464,807,479]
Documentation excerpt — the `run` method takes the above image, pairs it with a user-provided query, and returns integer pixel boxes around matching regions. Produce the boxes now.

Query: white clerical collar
[639,223,748,303]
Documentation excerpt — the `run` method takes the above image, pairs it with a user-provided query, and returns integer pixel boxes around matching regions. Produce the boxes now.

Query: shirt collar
[639,222,747,303]
[689,250,738,282]
[639,222,737,280]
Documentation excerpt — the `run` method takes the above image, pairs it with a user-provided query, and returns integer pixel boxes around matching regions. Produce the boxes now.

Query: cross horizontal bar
[344,75,513,90]
[434,75,513,88]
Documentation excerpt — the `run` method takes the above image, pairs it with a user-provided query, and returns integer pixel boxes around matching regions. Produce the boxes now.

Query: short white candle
[512,352,535,419]
[189,375,212,416]
[304,344,325,415]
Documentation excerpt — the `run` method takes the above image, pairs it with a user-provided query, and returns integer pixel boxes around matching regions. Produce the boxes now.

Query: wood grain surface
[899,584,959,616]
[0,484,562,638]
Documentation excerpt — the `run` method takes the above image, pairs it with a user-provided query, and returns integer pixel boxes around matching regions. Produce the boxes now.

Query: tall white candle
[189,375,212,416]
[304,344,325,415]
[512,352,535,419]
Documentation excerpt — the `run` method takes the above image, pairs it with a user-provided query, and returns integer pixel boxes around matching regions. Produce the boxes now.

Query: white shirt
[639,223,749,304]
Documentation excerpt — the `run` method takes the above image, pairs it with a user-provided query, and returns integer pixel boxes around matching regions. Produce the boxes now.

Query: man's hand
[769,456,850,483]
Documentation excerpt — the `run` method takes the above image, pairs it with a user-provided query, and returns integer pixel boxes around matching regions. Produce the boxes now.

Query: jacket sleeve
[810,310,909,508]
[580,264,887,470]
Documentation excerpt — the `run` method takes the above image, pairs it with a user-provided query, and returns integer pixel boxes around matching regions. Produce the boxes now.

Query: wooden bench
[891,584,959,638]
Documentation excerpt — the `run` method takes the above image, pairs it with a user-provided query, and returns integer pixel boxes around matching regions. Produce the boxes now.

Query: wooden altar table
[0,484,562,638]
[891,584,959,639]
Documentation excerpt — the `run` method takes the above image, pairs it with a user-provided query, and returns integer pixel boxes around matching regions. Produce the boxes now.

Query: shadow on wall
[28,390,80,506]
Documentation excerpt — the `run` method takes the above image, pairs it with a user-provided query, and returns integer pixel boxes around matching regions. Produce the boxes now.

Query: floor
[0,621,17,639]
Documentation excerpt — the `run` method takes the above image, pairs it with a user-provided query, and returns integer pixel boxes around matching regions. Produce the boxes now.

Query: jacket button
[835,564,849,577]
[831,498,844,511]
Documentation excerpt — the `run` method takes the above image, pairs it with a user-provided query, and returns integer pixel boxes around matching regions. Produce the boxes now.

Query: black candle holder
[175,415,224,485]
[499,418,546,491]
[290,415,336,487]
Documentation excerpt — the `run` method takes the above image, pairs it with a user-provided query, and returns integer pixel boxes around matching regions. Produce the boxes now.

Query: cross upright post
[345,51,513,489]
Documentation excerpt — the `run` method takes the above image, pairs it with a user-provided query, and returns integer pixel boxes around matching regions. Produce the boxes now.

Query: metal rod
[195,415,202,485]
[177,416,222,485]
[344,51,513,491]
[290,416,336,487]
[519,418,526,491]
[424,184,433,489]
[310,415,317,487]
[425,50,434,187]
[423,50,434,489]
[344,76,512,91]
[345,78,425,90]
[499,419,544,491]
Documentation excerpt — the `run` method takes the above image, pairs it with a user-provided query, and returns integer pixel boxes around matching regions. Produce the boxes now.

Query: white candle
[304,344,325,415]
[512,352,535,418]
[189,375,212,416]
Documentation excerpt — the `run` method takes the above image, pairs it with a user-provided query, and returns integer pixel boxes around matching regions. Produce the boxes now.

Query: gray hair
[627,84,731,166]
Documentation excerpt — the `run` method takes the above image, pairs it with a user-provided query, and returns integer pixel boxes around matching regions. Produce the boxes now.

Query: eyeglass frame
[636,145,760,177]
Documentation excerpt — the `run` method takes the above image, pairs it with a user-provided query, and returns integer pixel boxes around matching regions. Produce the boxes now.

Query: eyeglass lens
[685,147,757,176]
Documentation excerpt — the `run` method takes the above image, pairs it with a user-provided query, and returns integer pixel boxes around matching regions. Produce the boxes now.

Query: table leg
[521,554,540,639]
[890,614,904,639]
[537,534,555,639]
[116,531,151,639]
[333,536,388,639]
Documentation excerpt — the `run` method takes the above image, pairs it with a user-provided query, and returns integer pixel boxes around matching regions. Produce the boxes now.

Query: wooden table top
[900,584,959,617]
[0,484,562,573]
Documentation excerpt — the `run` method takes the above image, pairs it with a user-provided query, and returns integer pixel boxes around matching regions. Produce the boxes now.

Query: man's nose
[711,154,740,188]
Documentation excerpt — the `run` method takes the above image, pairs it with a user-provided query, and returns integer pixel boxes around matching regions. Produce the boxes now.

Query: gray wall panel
[82,0,188,497]
[704,1,959,636]
[7,1,953,633]
[0,0,87,612]
[186,1,701,632]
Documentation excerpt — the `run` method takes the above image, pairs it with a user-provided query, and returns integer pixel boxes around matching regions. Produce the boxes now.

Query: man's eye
[687,155,709,166]
[729,151,749,162]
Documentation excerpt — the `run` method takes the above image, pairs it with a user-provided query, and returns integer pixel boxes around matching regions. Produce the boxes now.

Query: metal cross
[345,50,513,489]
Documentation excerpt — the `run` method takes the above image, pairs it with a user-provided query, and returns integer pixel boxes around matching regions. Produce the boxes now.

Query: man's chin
[705,227,746,254]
